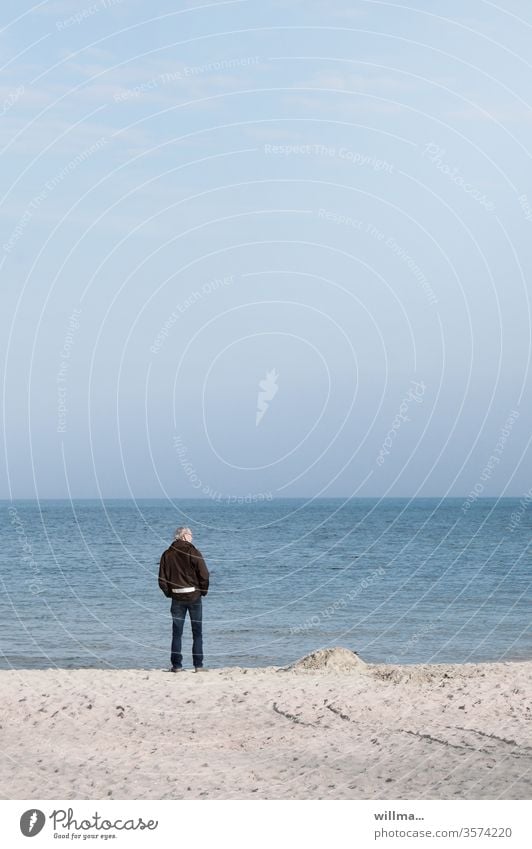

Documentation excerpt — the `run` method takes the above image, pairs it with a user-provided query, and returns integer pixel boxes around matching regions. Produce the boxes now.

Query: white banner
[0,800,529,848]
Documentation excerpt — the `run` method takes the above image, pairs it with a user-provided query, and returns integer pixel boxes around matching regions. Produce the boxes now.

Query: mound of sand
[288,647,367,672]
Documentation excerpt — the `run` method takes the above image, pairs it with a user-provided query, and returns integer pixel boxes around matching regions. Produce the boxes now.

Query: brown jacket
[158,539,210,601]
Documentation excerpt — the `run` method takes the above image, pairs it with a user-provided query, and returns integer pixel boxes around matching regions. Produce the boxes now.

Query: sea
[1,498,530,669]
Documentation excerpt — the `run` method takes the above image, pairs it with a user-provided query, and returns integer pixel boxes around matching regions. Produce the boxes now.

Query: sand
[1,648,530,800]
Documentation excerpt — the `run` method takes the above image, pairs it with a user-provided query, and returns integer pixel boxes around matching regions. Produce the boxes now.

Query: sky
[1,0,532,499]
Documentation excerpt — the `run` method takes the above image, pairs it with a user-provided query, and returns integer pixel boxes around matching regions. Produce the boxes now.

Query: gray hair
[174,526,192,540]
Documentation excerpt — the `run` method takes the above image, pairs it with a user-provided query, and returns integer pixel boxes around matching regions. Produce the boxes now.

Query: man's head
[174,526,193,543]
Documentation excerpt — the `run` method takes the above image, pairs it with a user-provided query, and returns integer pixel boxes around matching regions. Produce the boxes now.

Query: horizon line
[0,495,526,502]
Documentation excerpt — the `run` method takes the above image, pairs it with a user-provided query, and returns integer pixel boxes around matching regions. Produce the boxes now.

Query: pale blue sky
[1,0,532,498]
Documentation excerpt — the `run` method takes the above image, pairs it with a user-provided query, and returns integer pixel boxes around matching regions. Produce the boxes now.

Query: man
[158,527,210,672]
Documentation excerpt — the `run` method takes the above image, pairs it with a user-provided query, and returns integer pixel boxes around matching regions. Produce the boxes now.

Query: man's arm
[158,552,173,597]
[191,548,209,596]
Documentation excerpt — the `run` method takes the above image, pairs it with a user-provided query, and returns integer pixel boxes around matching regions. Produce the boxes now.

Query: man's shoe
[167,666,183,673]
[194,666,206,672]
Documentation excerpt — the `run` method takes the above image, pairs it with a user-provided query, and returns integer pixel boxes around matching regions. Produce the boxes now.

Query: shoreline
[2,650,531,673]
[1,649,531,800]
[2,659,532,673]
[2,656,532,669]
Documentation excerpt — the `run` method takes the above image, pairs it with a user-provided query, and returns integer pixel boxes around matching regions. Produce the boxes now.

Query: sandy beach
[1,649,530,800]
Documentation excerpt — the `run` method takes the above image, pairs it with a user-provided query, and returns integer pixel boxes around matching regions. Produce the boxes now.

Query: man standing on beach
[158,527,210,672]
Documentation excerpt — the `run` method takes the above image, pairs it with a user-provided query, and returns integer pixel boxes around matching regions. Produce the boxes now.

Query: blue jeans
[170,597,203,668]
